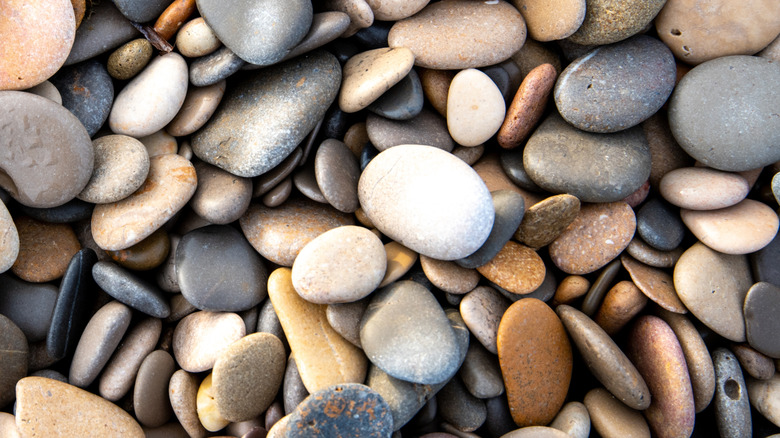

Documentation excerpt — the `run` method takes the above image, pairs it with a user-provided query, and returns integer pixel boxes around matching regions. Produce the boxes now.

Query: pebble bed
[1,0,780,437]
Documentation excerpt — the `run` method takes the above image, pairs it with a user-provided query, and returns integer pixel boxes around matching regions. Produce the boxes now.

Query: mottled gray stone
[50,60,114,136]
[189,46,245,87]
[713,348,752,438]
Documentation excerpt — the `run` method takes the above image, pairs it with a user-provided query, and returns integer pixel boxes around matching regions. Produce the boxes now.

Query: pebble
[240,197,354,266]
[12,216,81,283]
[292,225,385,304]
[254,148,302,197]
[438,376,487,432]
[681,199,779,255]
[712,348,752,438]
[190,161,251,224]
[0,91,94,208]
[263,178,293,207]
[0,0,75,90]
[212,333,285,422]
[626,315,696,438]
[134,350,176,427]
[99,317,162,401]
[167,81,226,137]
[315,139,361,213]
[109,52,189,138]
[50,60,114,137]
[172,311,246,372]
[139,130,178,157]
[497,298,572,427]
[64,0,140,66]
[368,68,424,121]
[366,109,454,152]
[474,153,542,207]
[584,388,651,438]
[69,301,132,387]
[476,242,545,295]
[447,68,506,147]
[593,281,647,335]
[92,260,170,317]
[0,275,57,342]
[524,114,651,202]
[358,145,494,260]
[112,0,169,22]
[668,55,780,172]
[378,242,417,288]
[460,342,505,399]
[268,268,367,392]
[285,383,393,437]
[326,300,368,348]
[176,18,221,58]
[458,190,525,269]
[731,344,776,380]
[189,46,245,87]
[655,0,780,64]
[324,0,374,36]
[514,194,580,249]
[361,280,460,384]
[549,401,590,438]
[293,159,328,204]
[0,315,27,407]
[15,377,143,437]
[557,305,650,410]
[513,0,584,41]
[366,0,429,20]
[0,412,20,438]
[169,369,208,438]
[747,374,780,427]
[19,198,94,224]
[549,202,636,275]
[24,80,62,104]
[91,154,197,251]
[107,228,170,271]
[552,275,591,307]
[581,259,622,316]
[659,167,750,210]
[626,238,683,268]
[199,0,312,65]
[744,282,780,358]
[567,0,665,45]
[500,149,543,193]
[498,63,558,149]
[78,135,150,204]
[107,39,153,80]
[636,198,684,251]
[193,51,340,177]
[338,47,415,113]
[420,255,479,294]
[196,373,229,432]
[621,254,687,313]
[388,0,526,69]
[752,229,780,287]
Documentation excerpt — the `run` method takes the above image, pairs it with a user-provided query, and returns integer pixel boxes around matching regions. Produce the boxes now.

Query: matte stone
[99,317,162,401]
[167,81,226,137]
[659,167,750,210]
[584,388,651,438]
[0,274,56,342]
[111,0,170,22]
[177,225,267,312]
[107,38,153,80]
[282,12,351,61]
[190,161,251,224]
[549,401,590,438]
[751,229,780,287]
[0,314,27,407]
[731,344,776,380]
[498,63,558,150]
[283,355,309,415]
[744,282,780,358]
[47,248,97,360]
[134,350,176,427]
[12,216,81,283]
[438,376,487,432]
[169,370,209,438]
[420,256,480,294]
[567,0,665,45]
[0,201,18,274]
[621,254,687,314]
[458,190,525,269]
[315,139,361,213]
[366,108,454,152]
[712,348,752,438]
[176,17,221,58]
[459,286,509,354]
[459,342,505,399]
[636,199,684,252]
[747,374,780,428]
[681,199,779,255]
[338,47,415,113]
[594,281,647,336]
[642,111,693,188]
[173,311,246,372]
[77,135,150,204]
[189,46,245,87]
[65,0,140,65]
[512,0,584,41]
[476,241,546,295]
[502,426,570,438]
[552,275,591,307]
[447,68,506,147]
[69,301,133,387]
[626,238,683,269]
[515,194,581,249]
[368,69,424,121]
[93,261,170,318]
[50,60,114,137]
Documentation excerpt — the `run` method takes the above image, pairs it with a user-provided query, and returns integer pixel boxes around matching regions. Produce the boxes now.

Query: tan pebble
[197,373,230,432]
[0,200,19,274]
[552,275,590,307]
[584,387,651,438]
[262,178,292,208]
[99,317,162,401]
[498,63,557,149]
[0,315,27,407]
[167,80,226,137]
[339,47,415,113]
[731,343,776,380]
[594,281,647,336]
[24,80,62,104]
[626,238,683,268]
[324,0,374,36]
[172,311,246,372]
[252,148,302,197]
[660,166,749,210]
[549,401,590,438]
[91,154,196,251]
[473,154,543,207]
[176,18,221,58]
[447,68,506,147]
[549,202,636,275]
[365,0,429,20]
[420,255,480,294]
[515,194,580,249]
[621,254,687,313]
[378,241,417,288]
[139,129,178,156]
[69,301,133,387]
[476,241,545,295]
[759,33,780,61]
[77,134,150,204]
[681,199,779,255]
[419,68,454,117]
[512,0,585,41]
[107,39,153,80]
[15,376,144,437]
[190,161,252,224]
[747,374,780,427]
[12,217,80,283]
[501,426,570,438]
[567,0,665,45]
[268,268,367,393]
[0,412,20,438]
[169,369,209,438]
[106,227,170,271]
[510,38,563,79]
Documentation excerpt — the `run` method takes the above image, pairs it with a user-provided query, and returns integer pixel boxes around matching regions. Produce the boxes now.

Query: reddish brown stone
[498,63,557,149]
[594,280,648,336]
[476,242,545,295]
[153,0,197,41]
[12,216,80,282]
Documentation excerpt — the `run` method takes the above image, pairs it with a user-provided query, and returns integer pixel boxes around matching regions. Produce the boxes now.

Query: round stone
[107,38,153,80]
[172,311,246,372]
[681,199,779,255]
[744,282,780,358]
[567,0,665,45]
[512,0,584,41]
[447,68,506,146]
[176,18,221,58]
[358,145,494,260]
[69,301,132,387]
[420,255,480,294]
[78,135,150,204]
[134,350,176,427]
[11,217,80,283]
[315,139,361,213]
[190,161,251,225]
[166,81,227,137]
[476,242,545,295]
[636,198,684,251]
[668,56,780,172]
[593,280,648,336]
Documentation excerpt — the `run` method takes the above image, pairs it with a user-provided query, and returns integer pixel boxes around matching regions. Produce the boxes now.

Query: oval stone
[567,0,665,45]
[11,217,81,283]
[747,374,780,427]
[459,286,509,354]
[64,0,140,66]
[0,200,18,273]
[78,135,150,204]
[498,298,572,427]
[524,114,650,202]
[169,369,208,438]
[660,167,750,210]
[712,348,752,438]
[338,47,414,114]
[681,199,779,255]
[314,139,361,213]
[420,256,479,294]
[367,109,454,152]
[99,317,161,401]
[176,17,221,58]
[513,0,584,41]
[172,311,246,372]
[292,225,385,304]
[167,81,226,137]
[515,194,580,249]
[109,52,188,138]
[193,51,341,177]
[636,198,684,251]
[134,350,176,427]
[447,68,506,146]
[555,36,676,133]
[476,242,545,295]
[50,60,114,137]
[92,261,170,318]
[593,280,647,336]
[744,282,780,358]
[0,91,93,208]
[69,301,132,387]
[358,145,494,260]
[91,154,197,251]
[0,315,27,407]
[668,56,780,172]
[388,0,526,69]
[0,275,56,342]
[107,38,153,80]
[584,388,651,438]
[190,161,252,225]
[621,254,687,313]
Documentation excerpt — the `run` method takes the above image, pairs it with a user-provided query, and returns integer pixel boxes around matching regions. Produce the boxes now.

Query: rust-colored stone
[12,216,80,283]
[621,254,687,313]
[498,63,557,149]
[594,280,648,336]
[477,242,545,295]
[153,0,197,41]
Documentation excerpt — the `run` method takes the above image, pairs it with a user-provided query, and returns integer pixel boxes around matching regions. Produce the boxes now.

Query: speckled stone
[712,348,752,438]
[107,38,153,80]
[78,135,150,204]
[99,317,162,401]
[627,315,695,438]
[0,0,75,90]
[498,298,572,427]
[315,139,361,213]
[552,275,591,307]
[669,56,780,172]
[0,91,93,208]
[193,51,340,177]
[747,373,780,427]
[567,0,665,45]
[15,377,144,437]
[593,280,647,336]
[69,301,132,387]
[584,388,651,438]
[388,0,526,69]
[458,190,525,269]
[12,216,81,283]
[91,154,197,251]
[0,314,27,407]
[169,369,208,438]
[240,197,354,267]
[50,60,114,137]
[64,0,140,66]
[621,254,687,314]
[167,81,226,137]
[731,344,775,380]
[512,0,584,41]
[172,311,246,372]
[515,194,580,249]
[447,68,506,147]
[549,202,636,275]
[498,63,558,149]
[744,282,780,358]
[681,199,779,255]
[366,109,454,152]
[0,275,57,342]
[476,242,545,295]
[358,145,494,260]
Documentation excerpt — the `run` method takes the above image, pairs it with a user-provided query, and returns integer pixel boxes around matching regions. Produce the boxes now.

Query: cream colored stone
[0,199,19,273]
[584,388,651,438]
[339,47,414,113]
[78,135,150,204]
[176,18,221,58]
[366,0,429,20]
[172,311,246,372]
[747,374,780,427]
[447,68,506,147]
[660,167,749,210]
[196,373,230,432]
[139,130,178,157]
[681,199,779,255]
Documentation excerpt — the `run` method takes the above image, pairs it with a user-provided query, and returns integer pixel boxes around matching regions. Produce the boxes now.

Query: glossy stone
[368,69,424,121]
[339,47,414,113]
[681,199,779,255]
[47,248,97,360]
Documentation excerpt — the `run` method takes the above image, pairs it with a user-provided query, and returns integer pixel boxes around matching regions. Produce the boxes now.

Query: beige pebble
[78,135,150,204]
[196,373,230,432]
[323,0,374,36]
[659,167,749,210]
[190,161,252,225]
[447,68,506,147]
[99,317,162,401]
[24,80,62,104]
[0,412,20,438]
[621,254,687,314]
[169,369,209,438]
[366,0,429,20]
[0,200,19,273]
[460,286,510,354]
[452,144,485,165]
[747,374,780,428]
[378,241,417,288]
[681,199,779,255]
[167,80,226,137]
[549,401,590,438]
[176,18,221,58]
[339,47,415,113]
[584,387,651,438]
[731,344,776,380]
[515,194,581,249]
[420,255,480,294]
[510,38,563,79]
[139,130,178,157]
[172,311,246,372]
[69,301,132,388]
[512,0,585,41]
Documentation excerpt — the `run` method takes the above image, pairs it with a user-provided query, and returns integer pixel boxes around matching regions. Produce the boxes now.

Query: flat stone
[659,167,750,210]
[0,275,57,342]
[91,154,197,251]
[169,369,209,438]
[447,68,506,146]
[388,0,526,69]
[92,261,170,318]
[282,12,351,61]
[524,114,651,202]
[107,38,153,80]
[459,342,505,399]
[323,0,374,36]
[621,254,687,313]
[361,280,460,384]
[269,268,367,392]
[240,197,354,267]
[358,145,494,260]
[744,282,780,358]
[581,259,622,316]
[420,255,479,294]
[106,228,169,271]
[47,248,97,360]
[593,281,647,336]
[189,46,245,87]
[64,0,140,66]
[567,0,665,45]
[193,51,340,177]
[367,68,424,121]
[15,377,143,437]
[50,60,114,137]
[498,63,558,149]
[636,198,684,251]
[712,348,752,438]
[0,0,75,90]
[78,135,150,204]
[293,159,328,204]
[378,241,418,288]
[213,333,286,422]
[167,81,226,137]
[626,238,683,268]
[315,139,361,213]
[477,242,545,295]
[515,194,580,249]
[731,344,775,380]
[190,161,251,224]
[172,311,246,372]
[70,301,132,387]
[12,216,81,283]
[286,383,393,437]
[549,202,636,275]
[366,108,453,152]
[626,315,695,438]
[366,0,429,20]
[197,0,312,65]
[747,374,780,427]
[584,388,651,438]
[253,148,302,197]
[552,275,591,307]
[0,91,93,208]
[339,47,414,113]
[176,18,221,58]
[139,130,178,157]
[681,199,779,255]
[438,376,487,432]
[99,317,161,401]
[326,299,368,348]
[669,56,780,172]
[134,350,176,427]
[498,298,572,427]
[0,315,27,407]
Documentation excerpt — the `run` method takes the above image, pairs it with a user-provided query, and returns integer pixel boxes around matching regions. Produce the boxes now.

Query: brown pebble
[626,238,684,268]
[134,350,176,427]
[419,68,455,117]
[594,281,648,336]
[584,387,651,438]
[12,216,80,283]
[621,254,687,313]
[498,63,557,149]
[107,228,170,271]
[515,194,581,249]
[343,122,369,157]
[731,344,776,380]
[420,255,480,294]
[552,275,591,307]
[169,369,208,438]
[0,315,27,407]
[477,241,546,295]
[153,0,197,41]
[642,111,693,188]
